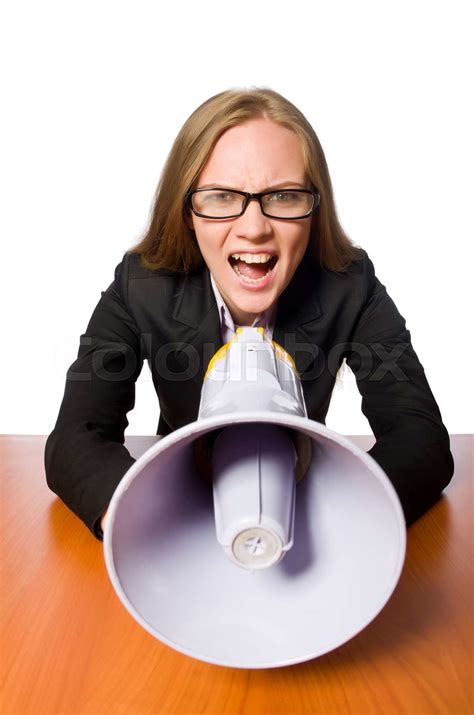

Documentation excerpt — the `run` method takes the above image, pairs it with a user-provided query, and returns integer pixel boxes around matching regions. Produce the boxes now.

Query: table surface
[1,434,473,715]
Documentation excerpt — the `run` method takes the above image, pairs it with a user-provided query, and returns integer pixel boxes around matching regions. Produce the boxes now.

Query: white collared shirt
[210,274,277,344]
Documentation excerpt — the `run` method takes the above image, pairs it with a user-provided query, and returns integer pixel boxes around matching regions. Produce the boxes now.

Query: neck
[231,309,262,326]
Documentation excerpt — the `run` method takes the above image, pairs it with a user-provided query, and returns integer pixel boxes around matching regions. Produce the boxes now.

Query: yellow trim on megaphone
[204,342,232,379]
[236,327,265,335]
[205,328,266,378]
[204,331,299,380]
[272,340,298,375]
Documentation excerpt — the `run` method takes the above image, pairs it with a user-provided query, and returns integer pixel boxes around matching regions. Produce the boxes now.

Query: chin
[234,295,274,319]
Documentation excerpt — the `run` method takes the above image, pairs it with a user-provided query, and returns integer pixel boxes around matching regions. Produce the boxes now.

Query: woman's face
[190,118,312,325]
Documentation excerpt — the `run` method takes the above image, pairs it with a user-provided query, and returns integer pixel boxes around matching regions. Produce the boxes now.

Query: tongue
[237,259,269,279]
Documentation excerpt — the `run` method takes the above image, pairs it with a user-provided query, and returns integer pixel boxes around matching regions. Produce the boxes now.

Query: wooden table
[1,434,472,715]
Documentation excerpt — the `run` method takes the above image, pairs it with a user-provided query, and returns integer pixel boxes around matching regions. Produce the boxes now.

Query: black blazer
[45,250,454,537]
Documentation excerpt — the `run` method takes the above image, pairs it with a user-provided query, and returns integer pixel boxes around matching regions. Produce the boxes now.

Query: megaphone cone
[104,328,406,668]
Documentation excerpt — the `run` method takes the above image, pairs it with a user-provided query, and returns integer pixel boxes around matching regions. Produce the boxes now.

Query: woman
[45,88,454,538]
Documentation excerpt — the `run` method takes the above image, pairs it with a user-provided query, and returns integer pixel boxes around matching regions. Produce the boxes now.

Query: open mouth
[228,253,278,284]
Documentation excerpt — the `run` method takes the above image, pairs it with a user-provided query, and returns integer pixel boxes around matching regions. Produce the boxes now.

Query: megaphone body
[104,328,406,668]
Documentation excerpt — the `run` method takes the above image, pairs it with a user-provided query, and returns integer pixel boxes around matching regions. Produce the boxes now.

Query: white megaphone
[104,328,406,669]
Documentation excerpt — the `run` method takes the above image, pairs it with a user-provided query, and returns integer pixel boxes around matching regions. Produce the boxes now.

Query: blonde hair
[131,87,361,272]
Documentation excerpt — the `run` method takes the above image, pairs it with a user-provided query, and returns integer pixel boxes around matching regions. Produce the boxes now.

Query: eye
[206,191,235,202]
[265,191,303,203]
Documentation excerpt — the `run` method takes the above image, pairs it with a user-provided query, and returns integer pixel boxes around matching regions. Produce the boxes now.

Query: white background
[1,0,472,435]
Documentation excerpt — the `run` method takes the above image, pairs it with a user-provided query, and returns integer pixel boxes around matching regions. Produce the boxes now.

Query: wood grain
[1,434,472,715]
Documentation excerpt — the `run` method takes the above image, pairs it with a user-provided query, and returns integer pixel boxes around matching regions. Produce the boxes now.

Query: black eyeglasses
[185,188,320,220]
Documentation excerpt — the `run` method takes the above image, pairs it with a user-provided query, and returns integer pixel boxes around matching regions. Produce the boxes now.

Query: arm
[44,255,143,538]
[346,255,454,525]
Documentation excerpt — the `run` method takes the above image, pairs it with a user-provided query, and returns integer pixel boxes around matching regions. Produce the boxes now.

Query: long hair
[131,88,361,272]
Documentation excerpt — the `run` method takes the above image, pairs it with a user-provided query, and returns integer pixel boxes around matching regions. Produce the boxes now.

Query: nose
[234,198,273,240]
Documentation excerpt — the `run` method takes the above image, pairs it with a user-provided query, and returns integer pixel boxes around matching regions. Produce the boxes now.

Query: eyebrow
[197,181,309,191]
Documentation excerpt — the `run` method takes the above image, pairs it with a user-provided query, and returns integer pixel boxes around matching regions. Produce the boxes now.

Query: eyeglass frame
[184,187,321,220]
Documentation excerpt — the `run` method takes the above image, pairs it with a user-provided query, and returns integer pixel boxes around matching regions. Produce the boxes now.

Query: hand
[100,509,109,533]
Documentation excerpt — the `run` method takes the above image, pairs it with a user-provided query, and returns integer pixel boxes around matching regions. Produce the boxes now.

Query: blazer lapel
[172,266,223,384]
[273,254,324,376]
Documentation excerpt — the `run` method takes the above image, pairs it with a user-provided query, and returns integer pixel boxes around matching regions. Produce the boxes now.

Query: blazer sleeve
[44,255,143,538]
[345,254,454,525]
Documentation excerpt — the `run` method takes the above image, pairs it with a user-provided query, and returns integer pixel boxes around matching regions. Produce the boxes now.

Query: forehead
[198,118,307,188]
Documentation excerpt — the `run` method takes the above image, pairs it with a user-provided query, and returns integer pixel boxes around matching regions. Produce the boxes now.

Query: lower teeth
[232,264,271,284]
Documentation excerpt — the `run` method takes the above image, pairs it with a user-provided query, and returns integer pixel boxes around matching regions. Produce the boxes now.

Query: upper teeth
[231,253,273,264]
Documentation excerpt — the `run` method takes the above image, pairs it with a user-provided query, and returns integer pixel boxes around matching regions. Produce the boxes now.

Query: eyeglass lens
[191,190,314,218]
